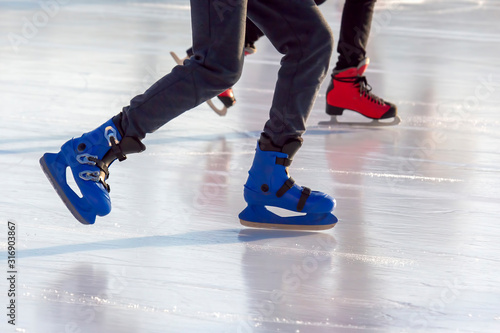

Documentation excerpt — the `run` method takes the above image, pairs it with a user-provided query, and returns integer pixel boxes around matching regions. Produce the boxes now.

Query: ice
[1,0,500,332]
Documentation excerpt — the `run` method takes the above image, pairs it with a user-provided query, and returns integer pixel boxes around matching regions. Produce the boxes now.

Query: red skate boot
[210,88,236,116]
[319,58,400,126]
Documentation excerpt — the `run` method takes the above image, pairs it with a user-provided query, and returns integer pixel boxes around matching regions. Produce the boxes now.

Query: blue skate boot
[40,119,145,224]
[239,134,337,230]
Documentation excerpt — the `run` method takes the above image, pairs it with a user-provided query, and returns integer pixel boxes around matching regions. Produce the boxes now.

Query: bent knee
[189,53,243,90]
[218,67,242,88]
[304,25,334,64]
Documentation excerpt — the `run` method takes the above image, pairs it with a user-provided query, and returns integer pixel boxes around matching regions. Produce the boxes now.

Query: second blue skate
[239,135,337,230]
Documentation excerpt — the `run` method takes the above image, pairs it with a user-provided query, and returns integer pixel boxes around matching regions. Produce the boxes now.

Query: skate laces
[335,75,386,105]
[357,76,385,105]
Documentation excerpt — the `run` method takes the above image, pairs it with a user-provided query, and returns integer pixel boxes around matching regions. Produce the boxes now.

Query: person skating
[177,0,399,125]
[40,0,338,230]
[321,0,399,126]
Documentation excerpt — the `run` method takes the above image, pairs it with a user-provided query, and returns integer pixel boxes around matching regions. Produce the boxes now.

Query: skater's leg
[244,18,264,52]
[239,1,336,230]
[188,17,264,56]
[247,0,334,146]
[246,0,326,53]
[115,0,248,140]
[239,132,337,230]
[321,0,399,124]
[41,0,249,224]
[246,0,327,53]
[335,0,375,70]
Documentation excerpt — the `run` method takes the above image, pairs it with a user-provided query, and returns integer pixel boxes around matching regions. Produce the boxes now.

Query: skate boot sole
[240,219,336,231]
[239,205,337,231]
[40,154,96,225]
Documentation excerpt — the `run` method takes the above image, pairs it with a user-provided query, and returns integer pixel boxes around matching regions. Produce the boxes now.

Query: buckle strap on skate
[76,153,98,165]
[87,157,109,179]
[297,187,311,212]
[86,156,111,192]
[109,136,127,162]
[100,180,110,192]
[79,170,100,182]
[275,157,292,167]
[276,178,295,198]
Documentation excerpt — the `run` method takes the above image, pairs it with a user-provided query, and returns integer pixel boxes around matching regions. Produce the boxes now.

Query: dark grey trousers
[335,0,376,70]
[115,0,333,147]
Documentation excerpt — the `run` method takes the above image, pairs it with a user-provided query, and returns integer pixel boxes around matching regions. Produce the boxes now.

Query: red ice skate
[213,87,236,115]
[319,58,400,126]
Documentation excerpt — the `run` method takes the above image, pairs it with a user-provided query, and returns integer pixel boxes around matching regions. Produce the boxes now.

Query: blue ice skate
[239,136,337,231]
[40,119,145,224]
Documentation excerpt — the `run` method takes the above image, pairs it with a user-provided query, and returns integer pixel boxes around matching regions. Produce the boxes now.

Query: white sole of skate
[318,115,401,127]
[170,51,228,116]
[240,219,336,231]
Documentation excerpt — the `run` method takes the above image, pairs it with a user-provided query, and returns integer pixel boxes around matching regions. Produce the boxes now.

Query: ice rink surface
[1,0,500,332]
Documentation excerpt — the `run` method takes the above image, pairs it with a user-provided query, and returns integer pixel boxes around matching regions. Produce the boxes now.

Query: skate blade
[239,205,337,231]
[206,99,228,116]
[169,51,188,66]
[240,219,336,231]
[318,115,401,127]
[40,153,96,225]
